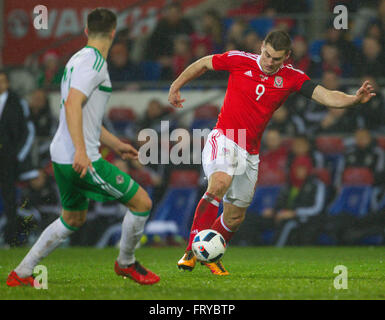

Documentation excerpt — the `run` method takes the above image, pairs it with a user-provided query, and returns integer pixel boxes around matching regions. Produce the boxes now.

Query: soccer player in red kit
[168,30,375,275]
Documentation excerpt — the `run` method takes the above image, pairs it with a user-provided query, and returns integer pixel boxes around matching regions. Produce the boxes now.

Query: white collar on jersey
[256,55,283,76]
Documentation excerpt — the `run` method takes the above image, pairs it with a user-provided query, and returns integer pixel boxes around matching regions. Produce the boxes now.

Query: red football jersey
[212,50,310,154]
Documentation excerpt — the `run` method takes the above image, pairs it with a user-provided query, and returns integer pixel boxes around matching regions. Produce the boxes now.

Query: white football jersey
[50,46,112,164]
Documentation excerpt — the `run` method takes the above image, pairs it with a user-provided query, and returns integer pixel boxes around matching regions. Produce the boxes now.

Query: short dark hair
[264,30,291,53]
[87,8,117,37]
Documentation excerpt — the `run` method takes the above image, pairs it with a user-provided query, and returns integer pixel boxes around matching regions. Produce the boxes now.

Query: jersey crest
[274,76,283,88]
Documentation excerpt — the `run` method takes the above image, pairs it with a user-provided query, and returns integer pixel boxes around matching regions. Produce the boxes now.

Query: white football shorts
[202,129,260,208]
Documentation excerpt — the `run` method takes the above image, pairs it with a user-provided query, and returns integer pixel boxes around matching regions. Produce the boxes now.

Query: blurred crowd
[22,0,385,87]
[1,0,385,247]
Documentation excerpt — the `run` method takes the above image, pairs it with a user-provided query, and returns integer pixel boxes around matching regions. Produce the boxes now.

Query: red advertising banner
[2,0,203,66]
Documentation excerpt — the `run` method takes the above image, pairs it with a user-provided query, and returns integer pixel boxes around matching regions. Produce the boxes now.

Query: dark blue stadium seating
[309,39,325,60]
[328,167,374,218]
[108,107,137,138]
[247,186,282,215]
[190,118,217,130]
[145,170,200,238]
[140,61,161,81]
[190,104,219,131]
[249,18,274,38]
[145,186,198,238]
[328,185,373,217]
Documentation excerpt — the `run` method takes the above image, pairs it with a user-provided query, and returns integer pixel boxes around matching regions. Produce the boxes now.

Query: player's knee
[142,196,153,212]
[62,214,86,228]
[128,194,152,213]
[207,179,231,198]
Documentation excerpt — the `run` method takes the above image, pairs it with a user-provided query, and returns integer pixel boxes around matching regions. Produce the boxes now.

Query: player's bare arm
[100,126,138,160]
[65,87,92,178]
[311,80,376,108]
[168,55,214,108]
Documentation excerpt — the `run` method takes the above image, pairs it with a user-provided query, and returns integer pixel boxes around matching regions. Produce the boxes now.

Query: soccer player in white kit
[7,8,160,287]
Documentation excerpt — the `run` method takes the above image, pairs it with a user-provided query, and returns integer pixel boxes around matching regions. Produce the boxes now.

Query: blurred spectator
[263,0,309,35]
[242,30,262,54]
[108,42,141,82]
[324,26,359,65]
[302,71,358,135]
[128,157,162,190]
[267,0,309,13]
[355,76,385,132]
[23,169,60,229]
[227,0,270,16]
[27,89,54,167]
[172,35,193,78]
[315,107,360,135]
[365,22,384,43]
[310,43,350,77]
[162,128,202,195]
[268,104,306,136]
[260,129,289,173]
[114,28,134,52]
[0,69,34,246]
[200,9,224,53]
[224,40,239,52]
[28,89,53,138]
[190,35,228,81]
[341,129,385,184]
[287,135,324,169]
[225,19,248,48]
[37,51,64,88]
[363,0,385,49]
[286,35,315,74]
[145,2,194,71]
[138,99,172,133]
[328,0,366,12]
[192,38,211,61]
[261,155,326,246]
[355,36,385,78]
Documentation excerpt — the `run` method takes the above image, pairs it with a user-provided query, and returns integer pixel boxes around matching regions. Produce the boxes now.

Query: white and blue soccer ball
[192,229,226,263]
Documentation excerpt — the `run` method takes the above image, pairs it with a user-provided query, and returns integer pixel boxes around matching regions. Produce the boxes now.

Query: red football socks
[211,213,234,243]
[186,192,221,251]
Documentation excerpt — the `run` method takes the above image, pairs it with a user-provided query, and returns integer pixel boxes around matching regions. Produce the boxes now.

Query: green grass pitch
[0,246,384,300]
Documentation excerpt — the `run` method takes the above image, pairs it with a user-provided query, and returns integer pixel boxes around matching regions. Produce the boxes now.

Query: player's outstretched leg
[177,192,221,272]
[7,210,86,287]
[115,186,160,285]
[203,202,247,276]
[177,172,231,272]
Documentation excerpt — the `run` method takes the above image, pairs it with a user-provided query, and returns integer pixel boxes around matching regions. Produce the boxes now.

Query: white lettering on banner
[7,9,29,38]
[55,9,80,38]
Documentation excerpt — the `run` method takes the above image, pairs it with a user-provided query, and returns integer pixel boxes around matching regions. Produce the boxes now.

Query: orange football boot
[177,251,197,271]
[201,260,229,276]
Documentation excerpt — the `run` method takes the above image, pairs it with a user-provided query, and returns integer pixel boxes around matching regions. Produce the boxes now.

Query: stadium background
[0,0,384,248]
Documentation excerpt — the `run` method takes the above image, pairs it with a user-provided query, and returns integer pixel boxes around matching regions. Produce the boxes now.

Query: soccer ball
[192,229,226,263]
